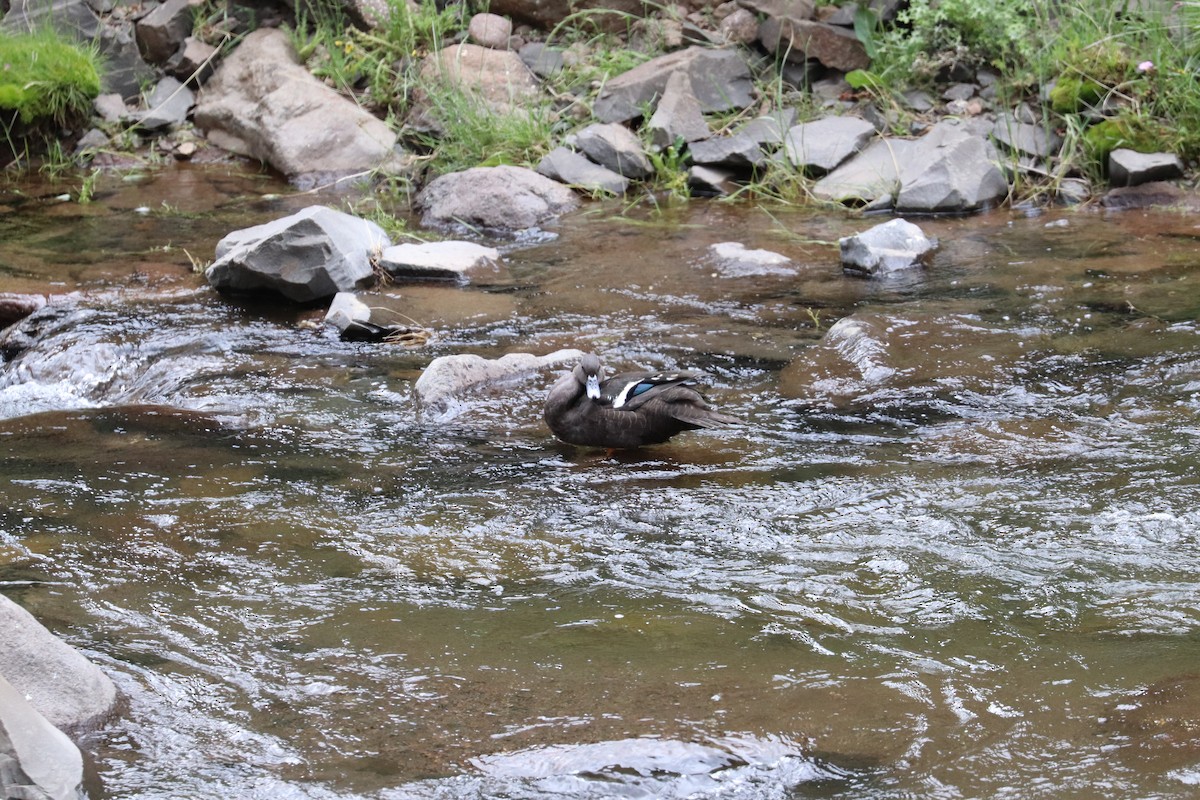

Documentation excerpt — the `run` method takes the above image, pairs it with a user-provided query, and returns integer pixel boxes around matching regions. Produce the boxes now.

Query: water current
[2,165,1199,798]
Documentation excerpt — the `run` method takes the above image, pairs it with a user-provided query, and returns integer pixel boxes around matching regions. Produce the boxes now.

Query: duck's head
[575,353,604,400]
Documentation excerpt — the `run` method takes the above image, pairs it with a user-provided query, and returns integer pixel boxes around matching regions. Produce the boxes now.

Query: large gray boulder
[594,46,754,123]
[895,121,1008,212]
[0,594,118,733]
[415,349,584,413]
[206,206,390,303]
[0,675,85,800]
[416,166,580,231]
[193,28,407,185]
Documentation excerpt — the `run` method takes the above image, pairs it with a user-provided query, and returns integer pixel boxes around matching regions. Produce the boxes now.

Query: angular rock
[193,28,407,185]
[93,92,130,123]
[812,138,917,207]
[896,121,1008,212]
[594,46,754,123]
[417,166,580,232]
[574,122,653,179]
[1108,148,1185,187]
[206,206,389,303]
[718,7,760,44]
[839,218,937,277]
[688,133,764,169]
[537,147,631,195]
[646,69,710,149]
[379,240,502,282]
[0,674,85,800]
[138,76,193,131]
[165,36,218,86]
[0,594,118,733]
[518,42,564,78]
[737,108,797,146]
[419,43,540,115]
[467,12,512,49]
[134,0,192,64]
[992,112,1061,158]
[415,349,584,412]
[759,17,870,71]
[688,165,740,196]
[325,291,372,332]
[784,115,876,174]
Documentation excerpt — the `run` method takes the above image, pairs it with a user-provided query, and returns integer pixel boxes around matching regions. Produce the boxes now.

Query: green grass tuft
[0,27,101,127]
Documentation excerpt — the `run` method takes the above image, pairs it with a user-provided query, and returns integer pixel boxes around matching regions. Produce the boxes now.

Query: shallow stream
[2,165,1199,798]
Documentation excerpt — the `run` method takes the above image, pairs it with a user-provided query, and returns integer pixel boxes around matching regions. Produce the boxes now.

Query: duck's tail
[672,405,742,429]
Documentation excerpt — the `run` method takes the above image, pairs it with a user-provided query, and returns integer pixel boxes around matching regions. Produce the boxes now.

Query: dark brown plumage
[543,353,740,450]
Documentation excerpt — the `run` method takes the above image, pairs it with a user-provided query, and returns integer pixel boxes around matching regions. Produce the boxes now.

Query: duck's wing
[603,369,703,409]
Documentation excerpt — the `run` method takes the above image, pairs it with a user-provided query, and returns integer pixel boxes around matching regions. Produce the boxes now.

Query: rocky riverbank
[2,0,1195,212]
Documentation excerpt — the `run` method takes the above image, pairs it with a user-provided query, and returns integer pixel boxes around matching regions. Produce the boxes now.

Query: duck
[544,353,740,450]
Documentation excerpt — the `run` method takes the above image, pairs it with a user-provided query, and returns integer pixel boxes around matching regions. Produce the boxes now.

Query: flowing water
[2,165,1200,799]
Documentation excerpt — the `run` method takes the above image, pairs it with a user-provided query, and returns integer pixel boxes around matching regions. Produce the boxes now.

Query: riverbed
[2,164,1199,799]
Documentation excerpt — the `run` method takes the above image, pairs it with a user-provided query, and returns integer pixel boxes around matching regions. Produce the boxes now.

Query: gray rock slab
[417,165,580,231]
[839,218,937,277]
[518,42,564,78]
[759,17,870,71]
[812,138,917,207]
[708,242,796,277]
[574,122,653,179]
[194,28,407,184]
[379,240,502,282]
[646,69,710,149]
[784,115,876,174]
[992,112,1061,158]
[138,76,194,131]
[0,674,85,800]
[0,594,118,733]
[688,165,741,196]
[737,108,797,146]
[537,147,631,195]
[207,205,389,303]
[688,133,764,168]
[896,122,1008,212]
[1109,148,1185,187]
[416,349,584,413]
[594,46,754,123]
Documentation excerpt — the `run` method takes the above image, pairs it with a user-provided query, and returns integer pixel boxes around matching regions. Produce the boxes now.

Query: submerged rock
[839,218,937,277]
[415,349,583,412]
[707,242,795,277]
[206,206,389,303]
[416,166,580,232]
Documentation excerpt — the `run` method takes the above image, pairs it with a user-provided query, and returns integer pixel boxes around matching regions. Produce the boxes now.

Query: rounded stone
[467,13,513,49]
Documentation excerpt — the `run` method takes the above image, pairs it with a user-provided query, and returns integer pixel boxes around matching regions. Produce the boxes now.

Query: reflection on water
[2,165,1200,798]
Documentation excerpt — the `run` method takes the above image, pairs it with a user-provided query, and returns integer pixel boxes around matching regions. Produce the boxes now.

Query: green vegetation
[1,27,101,163]
[862,0,1200,185]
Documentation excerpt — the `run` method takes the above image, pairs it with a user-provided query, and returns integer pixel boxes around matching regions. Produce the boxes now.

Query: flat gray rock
[812,138,916,207]
[992,112,1061,158]
[537,147,631,195]
[688,133,764,169]
[784,115,876,174]
[708,242,796,277]
[138,75,193,130]
[594,46,754,123]
[379,240,501,282]
[1109,148,1185,187]
[207,205,389,303]
[0,674,85,800]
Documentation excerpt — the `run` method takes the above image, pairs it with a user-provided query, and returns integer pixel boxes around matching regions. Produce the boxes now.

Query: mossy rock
[1083,116,1173,165]
[0,28,102,127]
[1049,74,1110,113]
